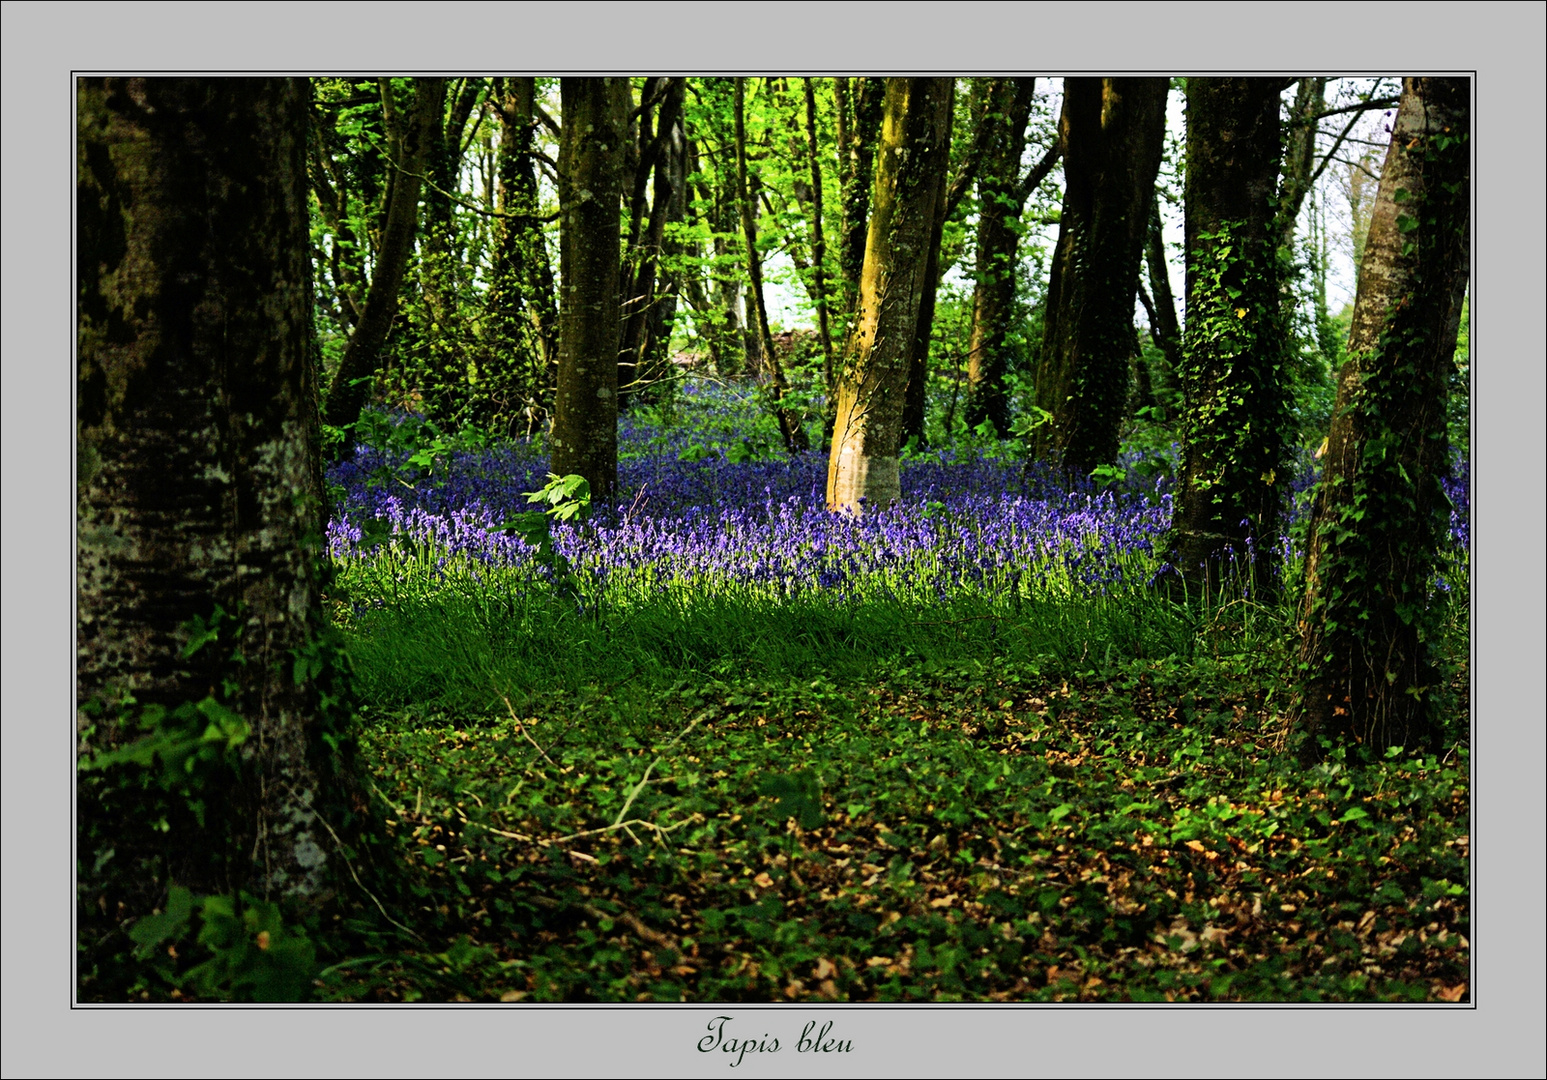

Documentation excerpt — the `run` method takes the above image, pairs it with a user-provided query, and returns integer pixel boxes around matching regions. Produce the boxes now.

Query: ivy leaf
[757,771,824,830]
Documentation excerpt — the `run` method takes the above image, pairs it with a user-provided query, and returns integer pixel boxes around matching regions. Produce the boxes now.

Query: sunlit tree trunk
[1166,78,1292,594]
[77,77,346,904]
[322,76,444,450]
[1033,78,1167,474]
[551,77,629,501]
[826,78,953,513]
[1297,77,1470,755]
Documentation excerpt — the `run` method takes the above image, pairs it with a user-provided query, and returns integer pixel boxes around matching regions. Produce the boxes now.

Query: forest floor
[320,642,1470,1003]
[306,394,1471,1004]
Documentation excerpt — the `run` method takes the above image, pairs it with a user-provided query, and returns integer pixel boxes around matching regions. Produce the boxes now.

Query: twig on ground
[498,690,558,769]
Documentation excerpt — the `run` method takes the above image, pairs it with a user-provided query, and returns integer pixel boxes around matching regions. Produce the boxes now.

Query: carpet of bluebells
[325,383,1469,611]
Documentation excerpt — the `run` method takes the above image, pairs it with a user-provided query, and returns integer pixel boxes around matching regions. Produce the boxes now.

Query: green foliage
[495,473,593,599]
[758,771,825,831]
[126,886,320,1003]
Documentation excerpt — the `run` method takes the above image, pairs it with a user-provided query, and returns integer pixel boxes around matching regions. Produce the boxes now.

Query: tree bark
[77,77,343,905]
[826,78,954,513]
[322,76,444,449]
[551,77,629,501]
[1297,77,1470,755]
[1033,78,1167,475]
[1166,78,1293,595]
[734,78,808,453]
[963,78,1038,437]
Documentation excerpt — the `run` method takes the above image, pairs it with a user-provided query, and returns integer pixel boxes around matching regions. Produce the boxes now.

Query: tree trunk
[1165,78,1293,595]
[898,79,962,450]
[836,77,886,319]
[322,76,444,449]
[1141,198,1183,416]
[1297,77,1470,755]
[551,77,629,501]
[734,78,808,452]
[77,77,345,910]
[1278,77,1327,253]
[826,78,954,513]
[619,78,687,408]
[1033,78,1167,475]
[964,78,1037,437]
[802,78,838,437]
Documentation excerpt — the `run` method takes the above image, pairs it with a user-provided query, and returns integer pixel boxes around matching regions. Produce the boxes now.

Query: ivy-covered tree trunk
[77,77,346,908]
[1297,77,1470,755]
[551,77,629,501]
[964,77,1037,437]
[1166,78,1292,594]
[826,78,953,513]
[1033,78,1167,474]
[482,76,558,436]
[322,76,444,450]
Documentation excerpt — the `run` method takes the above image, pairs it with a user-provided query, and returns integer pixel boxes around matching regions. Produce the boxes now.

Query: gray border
[7,3,1543,1078]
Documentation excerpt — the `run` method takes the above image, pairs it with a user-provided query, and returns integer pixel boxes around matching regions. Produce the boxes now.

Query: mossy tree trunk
[1032,78,1167,474]
[77,77,344,903]
[551,77,629,501]
[826,78,953,513]
[1297,77,1470,755]
[1166,78,1293,595]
